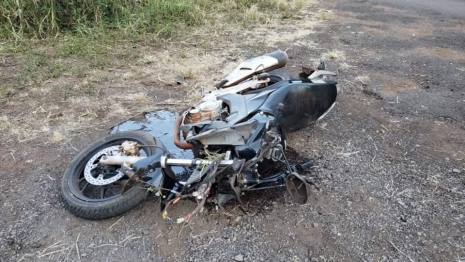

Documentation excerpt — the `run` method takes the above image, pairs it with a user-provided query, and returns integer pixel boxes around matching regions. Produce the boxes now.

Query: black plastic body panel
[235,113,269,160]
[259,82,337,132]
[109,111,189,187]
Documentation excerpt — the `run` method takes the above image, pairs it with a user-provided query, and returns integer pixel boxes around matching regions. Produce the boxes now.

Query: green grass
[0,0,199,40]
[1,0,304,40]
[0,0,305,99]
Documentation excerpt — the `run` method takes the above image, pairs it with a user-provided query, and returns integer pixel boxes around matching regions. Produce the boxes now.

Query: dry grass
[0,0,323,145]
[51,132,66,143]
[127,92,148,102]
[339,62,354,70]
[245,5,262,22]
[319,10,333,20]
[294,0,306,9]
[275,0,290,12]
[184,86,205,106]
[355,75,370,85]
[139,55,158,65]
[0,115,12,130]
[322,50,346,61]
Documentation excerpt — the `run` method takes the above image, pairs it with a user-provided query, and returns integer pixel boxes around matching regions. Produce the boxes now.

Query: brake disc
[84,145,125,186]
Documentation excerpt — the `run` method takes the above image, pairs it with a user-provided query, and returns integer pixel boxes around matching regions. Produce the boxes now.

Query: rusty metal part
[174,115,193,150]
[121,167,145,193]
[186,100,222,124]
[285,172,308,204]
[120,141,139,156]
[173,196,181,205]
[188,109,201,123]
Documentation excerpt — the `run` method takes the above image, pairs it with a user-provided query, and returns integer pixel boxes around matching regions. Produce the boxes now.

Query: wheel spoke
[100,187,106,199]
[108,187,119,195]
[80,182,89,192]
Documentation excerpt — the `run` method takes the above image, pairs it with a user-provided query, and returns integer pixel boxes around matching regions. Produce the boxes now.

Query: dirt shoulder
[1,0,464,261]
[285,0,464,261]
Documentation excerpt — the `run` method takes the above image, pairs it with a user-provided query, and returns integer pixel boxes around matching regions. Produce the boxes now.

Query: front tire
[61,131,157,220]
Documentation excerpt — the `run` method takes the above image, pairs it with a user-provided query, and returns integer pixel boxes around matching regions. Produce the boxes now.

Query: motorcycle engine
[185,99,223,124]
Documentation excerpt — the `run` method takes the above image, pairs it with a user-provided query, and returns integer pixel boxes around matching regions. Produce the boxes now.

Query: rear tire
[268,70,291,84]
[61,131,157,220]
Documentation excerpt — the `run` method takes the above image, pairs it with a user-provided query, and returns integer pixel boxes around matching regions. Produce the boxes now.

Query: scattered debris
[362,89,383,100]
[176,76,185,85]
[75,232,81,261]
[51,131,65,143]
[234,254,244,261]
[388,240,415,262]
[380,124,389,132]
[396,198,407,208]
[107,216,124,231]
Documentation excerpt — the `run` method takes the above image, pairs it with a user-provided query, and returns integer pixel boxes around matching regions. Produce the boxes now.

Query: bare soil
[1,0,464,261]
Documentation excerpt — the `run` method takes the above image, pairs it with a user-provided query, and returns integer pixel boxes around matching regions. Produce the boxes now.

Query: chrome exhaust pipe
[99,155,146,165]
[99,155,234,167]
[160,155,233,168]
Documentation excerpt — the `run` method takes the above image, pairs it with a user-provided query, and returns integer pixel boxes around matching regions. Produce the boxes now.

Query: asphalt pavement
[377,0,465,18]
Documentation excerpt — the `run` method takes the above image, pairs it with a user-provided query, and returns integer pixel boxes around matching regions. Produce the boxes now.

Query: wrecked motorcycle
[61,50,338,221]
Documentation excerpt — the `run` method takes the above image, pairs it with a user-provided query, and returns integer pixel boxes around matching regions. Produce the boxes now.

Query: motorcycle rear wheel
[61,131,157,220]
[268,70,291,84]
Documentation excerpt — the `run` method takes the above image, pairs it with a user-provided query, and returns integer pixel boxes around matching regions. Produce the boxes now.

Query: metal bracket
[285,172,308,204]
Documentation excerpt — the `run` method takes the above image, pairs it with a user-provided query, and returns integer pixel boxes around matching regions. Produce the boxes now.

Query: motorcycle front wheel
[61,131,158,220]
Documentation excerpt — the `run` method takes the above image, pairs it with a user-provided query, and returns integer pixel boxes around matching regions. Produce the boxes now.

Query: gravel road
[1,0,464,261]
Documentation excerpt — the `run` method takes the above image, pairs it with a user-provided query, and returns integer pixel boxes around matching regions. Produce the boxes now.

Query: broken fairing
[308,70,337,83]
[208,77,270,98]
[217,50,289,88]
[317,102,336,122]
[186,120,257,146]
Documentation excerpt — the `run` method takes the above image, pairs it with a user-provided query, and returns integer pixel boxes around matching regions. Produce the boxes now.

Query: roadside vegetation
[0,0,311,143]
[0,0,306,96]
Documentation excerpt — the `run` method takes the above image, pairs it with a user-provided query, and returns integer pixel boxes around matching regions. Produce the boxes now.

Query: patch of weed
[319,10,333,20]
[48,62,66,78]
[323,50,346,61]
